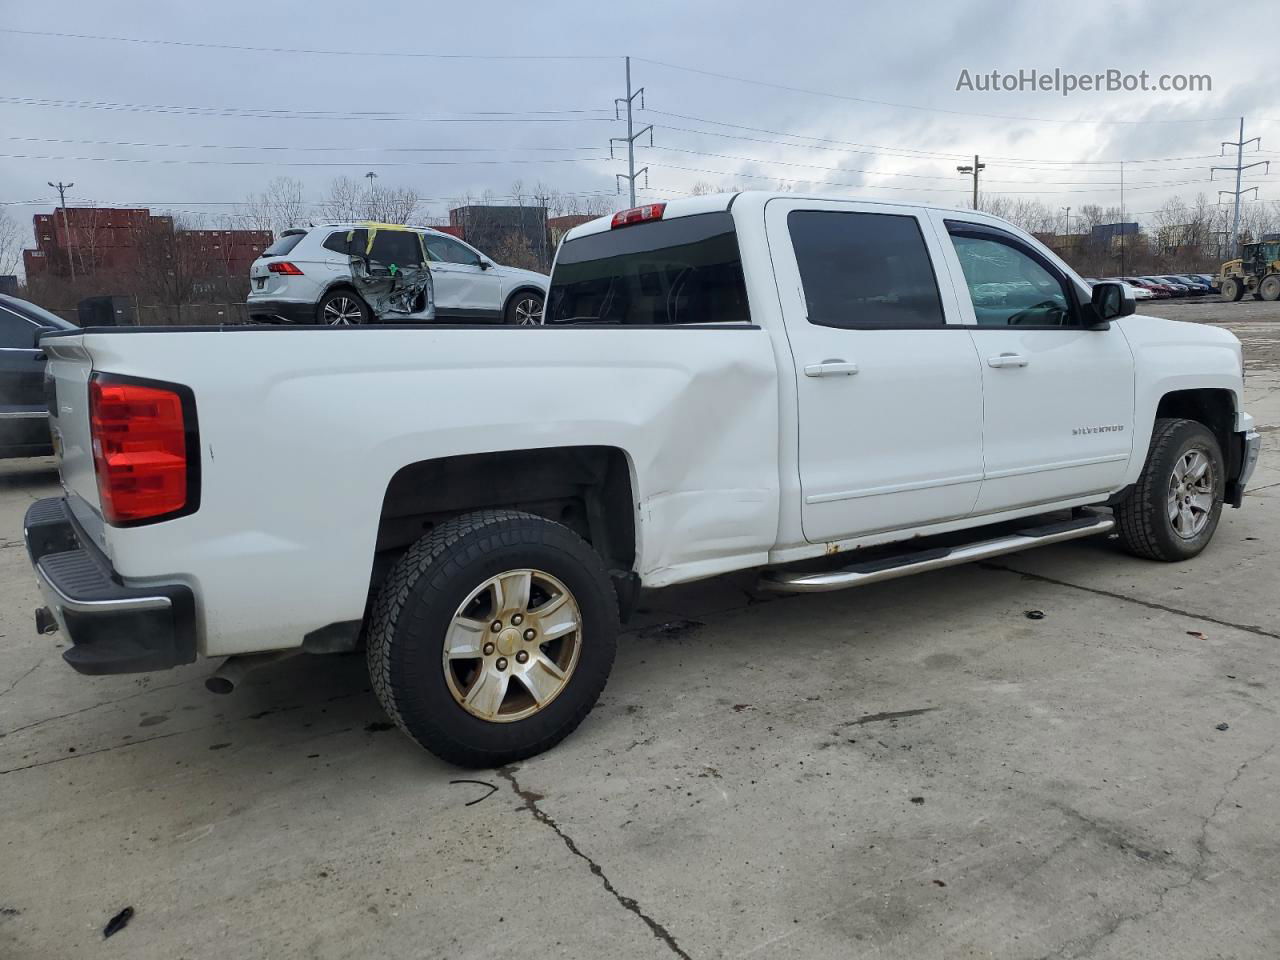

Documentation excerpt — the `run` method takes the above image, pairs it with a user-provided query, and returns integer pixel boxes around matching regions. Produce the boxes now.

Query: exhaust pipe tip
[204,675,235,695]
[205,650,299,695]
[35,606,59,635]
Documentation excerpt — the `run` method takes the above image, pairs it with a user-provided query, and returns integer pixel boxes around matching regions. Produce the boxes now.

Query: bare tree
[236,177,308,236]
[0,211,24,277]
[319,176,420,225]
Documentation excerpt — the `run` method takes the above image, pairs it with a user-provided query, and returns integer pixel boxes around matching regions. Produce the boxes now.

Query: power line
[0,27,617,60]
[0,96,617,123]
[4,135,605,154]
[633,58,1233,125]
[0,152,619,168]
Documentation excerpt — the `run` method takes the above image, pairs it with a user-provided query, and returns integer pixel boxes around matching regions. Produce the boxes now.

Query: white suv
[247,223,549,325]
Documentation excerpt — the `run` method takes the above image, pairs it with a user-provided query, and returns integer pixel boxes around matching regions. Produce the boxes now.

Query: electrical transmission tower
[611,56,653,206]
[1211,118,1268,259]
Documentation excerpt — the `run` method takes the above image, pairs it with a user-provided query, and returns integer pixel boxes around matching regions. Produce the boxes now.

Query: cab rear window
[547,212,749,325]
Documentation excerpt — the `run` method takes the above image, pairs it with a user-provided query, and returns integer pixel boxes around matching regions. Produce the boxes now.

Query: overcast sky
[1,0,1277,240]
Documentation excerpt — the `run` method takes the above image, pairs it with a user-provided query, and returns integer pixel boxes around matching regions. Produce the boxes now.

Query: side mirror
[1090,281,1135,323]
[478,259,492,270]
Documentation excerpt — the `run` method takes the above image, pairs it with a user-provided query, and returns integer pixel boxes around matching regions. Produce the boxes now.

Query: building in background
[548,215,592,248]
[449,204,550,270]
[22,207,270,281]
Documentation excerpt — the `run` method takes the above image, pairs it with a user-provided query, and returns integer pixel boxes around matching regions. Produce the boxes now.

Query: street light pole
[956,155,985,210]
[364,171,378,218]
[48,180,76,282]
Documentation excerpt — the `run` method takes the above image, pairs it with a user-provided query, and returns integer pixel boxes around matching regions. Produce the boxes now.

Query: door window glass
[0,308,38,348]
[787,211,945,329]
[425,235,481,266]
[948,231,1072,326]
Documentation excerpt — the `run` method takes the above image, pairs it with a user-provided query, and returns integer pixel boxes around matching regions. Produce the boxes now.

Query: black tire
[1222,277,1243,302]
[1115,418,1225,562]
[504,290,545,326]
[316,288,371,325]
[367,510,618,767]
[1260,275,1280,302]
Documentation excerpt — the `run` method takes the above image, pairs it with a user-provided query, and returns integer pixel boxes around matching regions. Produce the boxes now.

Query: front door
[0,304,51,453]
[425,234,497,318]
[767,199,985,543]
[934,216,1136,514]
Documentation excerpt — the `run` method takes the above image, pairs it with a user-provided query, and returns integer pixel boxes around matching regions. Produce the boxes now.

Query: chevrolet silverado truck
[24,193,1260,767]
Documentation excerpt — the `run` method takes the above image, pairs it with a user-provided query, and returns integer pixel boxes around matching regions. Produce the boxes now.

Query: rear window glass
[262,232,305,257]
[547,212,749,325]
[788,211,944,328]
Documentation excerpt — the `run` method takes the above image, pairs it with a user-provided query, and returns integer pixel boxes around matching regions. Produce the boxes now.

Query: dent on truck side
[1116,315,1246,486]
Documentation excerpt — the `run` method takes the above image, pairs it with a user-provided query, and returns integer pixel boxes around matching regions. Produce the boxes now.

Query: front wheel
[367,510,618,767]
[504,291,545,326]
[1260,275,1280,302]
[1222,277,1243,302]
[1115,418,1225,561]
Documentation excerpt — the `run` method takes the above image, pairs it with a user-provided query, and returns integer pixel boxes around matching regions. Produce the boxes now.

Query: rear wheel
[367,510,618,767]
[317,289,371,325]
[1260,275,1280,302]
[1115,418,1225,561]
[1222,277,1243,302]
[504,291,545,326]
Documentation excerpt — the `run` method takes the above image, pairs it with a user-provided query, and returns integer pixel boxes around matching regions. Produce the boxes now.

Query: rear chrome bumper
[24,497,197,675]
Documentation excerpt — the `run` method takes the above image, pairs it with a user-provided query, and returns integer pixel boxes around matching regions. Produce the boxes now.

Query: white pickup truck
[25,192,1260,767]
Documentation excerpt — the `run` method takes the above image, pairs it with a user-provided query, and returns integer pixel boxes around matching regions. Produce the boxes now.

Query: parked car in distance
[27,193,1260,767]
[1193,273,1221,293]
[247,222,549,326]
[1143,276,1188,297]
[1100,278,1153,300]
[1158,275,1208,296]
[1172,274,1213,295]
[1117,277,1170,299]
[0,295,77,459]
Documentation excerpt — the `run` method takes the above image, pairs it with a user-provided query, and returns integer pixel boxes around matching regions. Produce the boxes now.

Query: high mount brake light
[267,261,304,275]
[89,376,198,526]
[610,203,667,229]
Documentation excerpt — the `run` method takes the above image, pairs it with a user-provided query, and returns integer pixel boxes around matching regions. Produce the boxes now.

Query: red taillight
[610,203,666,229]
[89,376,196,525]
[267,261,304,275]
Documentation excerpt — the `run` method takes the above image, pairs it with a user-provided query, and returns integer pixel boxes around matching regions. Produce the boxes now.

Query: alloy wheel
[1167,448,1215,539]
[443,569,582,722]
[323,296,363,325]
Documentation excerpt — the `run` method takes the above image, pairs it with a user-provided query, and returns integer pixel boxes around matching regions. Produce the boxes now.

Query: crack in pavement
[497,766,692,960]
[0,728,187,775]
[0,676,198,739]
[1033,743,1277,959]
[0,660,42,699]
[981,563,1280,641]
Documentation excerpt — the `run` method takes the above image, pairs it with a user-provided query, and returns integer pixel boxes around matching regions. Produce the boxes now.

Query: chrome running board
[759,513,1114,594]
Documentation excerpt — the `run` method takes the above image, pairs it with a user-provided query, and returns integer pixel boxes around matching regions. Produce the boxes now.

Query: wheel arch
[1154,388,1240,480]
[369,444,637,609]
[501,285,547,317]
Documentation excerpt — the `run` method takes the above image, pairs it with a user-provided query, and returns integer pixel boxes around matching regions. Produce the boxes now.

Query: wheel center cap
[496,628,521,657]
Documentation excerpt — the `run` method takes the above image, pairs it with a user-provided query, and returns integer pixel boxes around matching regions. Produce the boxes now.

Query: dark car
[1159,275,1208,296]
[0,295,77,458]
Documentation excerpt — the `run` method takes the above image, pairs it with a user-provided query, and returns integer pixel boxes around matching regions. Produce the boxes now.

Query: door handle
[804,359,859,378]
[987,353,1029,368]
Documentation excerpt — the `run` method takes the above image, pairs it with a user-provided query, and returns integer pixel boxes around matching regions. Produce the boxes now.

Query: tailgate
[40,333,103,526]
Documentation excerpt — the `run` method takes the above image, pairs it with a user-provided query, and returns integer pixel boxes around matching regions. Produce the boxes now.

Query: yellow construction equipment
[1220,236,1280,301]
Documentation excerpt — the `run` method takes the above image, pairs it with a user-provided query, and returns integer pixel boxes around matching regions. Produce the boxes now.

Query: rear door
[0,304,51,452]
[935,216,1135,513]
[766,199,985,542]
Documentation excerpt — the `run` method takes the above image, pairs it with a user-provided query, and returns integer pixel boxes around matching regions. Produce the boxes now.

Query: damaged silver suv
[247,222,549,326]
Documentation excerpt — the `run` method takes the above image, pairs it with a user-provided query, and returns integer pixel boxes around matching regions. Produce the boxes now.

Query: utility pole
[1119,161,1125,277]
[48,180,76,282]
[1062,206,1071,237]
[956,155,985,209]
[1211,117,1268,259]
[364,171,378,218]
[611,56,652,206]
